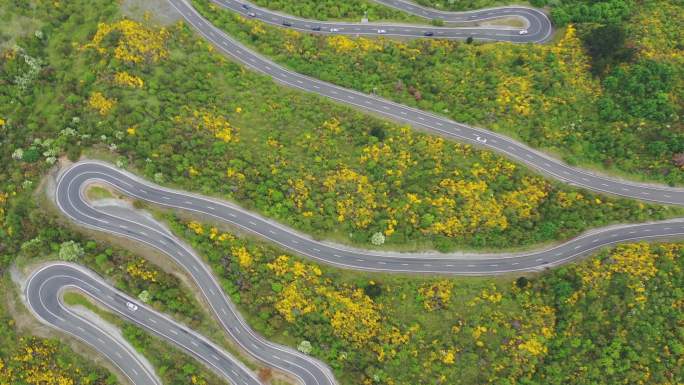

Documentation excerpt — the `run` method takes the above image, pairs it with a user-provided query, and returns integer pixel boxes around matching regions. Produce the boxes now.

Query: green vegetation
[63,292,227,385]
[86,186,115,201]
[173,216,684,385]
[192,0,684,185]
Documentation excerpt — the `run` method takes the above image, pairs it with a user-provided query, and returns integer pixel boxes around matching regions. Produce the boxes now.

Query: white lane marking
[169,329,179,335]
[148,318,157,324]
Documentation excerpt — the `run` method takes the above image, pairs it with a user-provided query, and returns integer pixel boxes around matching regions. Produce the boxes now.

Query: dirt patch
[121,0,182,26]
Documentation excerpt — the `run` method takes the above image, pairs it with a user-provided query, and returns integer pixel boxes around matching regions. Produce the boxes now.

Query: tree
[370,232,385,245]
[297,340,312,354]
[137,290,150,303]
[58,241,84,261]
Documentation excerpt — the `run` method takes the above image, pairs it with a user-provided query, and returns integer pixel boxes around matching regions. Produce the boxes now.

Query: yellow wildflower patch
[88,92,116,116]
[177,108,240,143]
[84,19,169,64]
[114,71,144,88]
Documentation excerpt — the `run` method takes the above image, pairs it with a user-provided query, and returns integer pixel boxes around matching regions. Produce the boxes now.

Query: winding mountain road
[22,1,684,385]
[25,263,259,385]
[55,161,684,275]
[208,0,553,43]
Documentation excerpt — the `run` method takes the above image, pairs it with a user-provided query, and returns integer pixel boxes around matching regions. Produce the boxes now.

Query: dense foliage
[193,0,684,184]
[176,217,684,385]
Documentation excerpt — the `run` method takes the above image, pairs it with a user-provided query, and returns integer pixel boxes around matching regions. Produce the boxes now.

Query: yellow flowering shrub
[87,92,116,116]
[84,19,169,64]
[188,221,204,235]
[126,258,158,282]
[418,280,453,311]
[568,242,668,306]
[114,71,144,88]
[0,339,87,385]
[176,108,239,143]
[502,177,549,219]
[231,246,253,268]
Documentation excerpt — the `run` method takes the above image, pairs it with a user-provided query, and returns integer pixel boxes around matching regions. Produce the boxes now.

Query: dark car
[312,26,321,31]
[283,21,292,27]
[424,31,434,36]
[241,3,249,9]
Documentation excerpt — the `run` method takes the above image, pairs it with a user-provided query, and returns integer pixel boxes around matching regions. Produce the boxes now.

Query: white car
[126,301,138,311]
[519,29,528,35]
[475,136,487,144]
[330,27,340,32]
[378,29,387,34]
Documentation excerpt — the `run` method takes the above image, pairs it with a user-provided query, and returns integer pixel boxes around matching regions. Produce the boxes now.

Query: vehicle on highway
[378,29,387,34]
[475,136,487,144]
[519,29,528,35]
[312,26,321,31]
[283,21,292,27]
[330,27,340,32]
[126,301,138,311]
[241,3,249,9]
[247,12,256,17]
[424,31,434,36]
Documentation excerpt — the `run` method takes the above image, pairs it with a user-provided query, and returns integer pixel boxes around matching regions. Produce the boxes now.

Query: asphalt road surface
[208,0,553,43]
